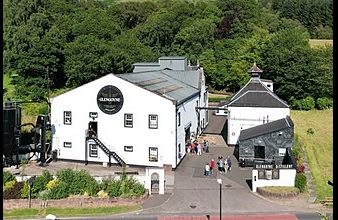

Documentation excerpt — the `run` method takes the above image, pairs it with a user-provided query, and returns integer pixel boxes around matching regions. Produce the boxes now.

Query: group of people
[186,139,210,156]
[204,156,232,176]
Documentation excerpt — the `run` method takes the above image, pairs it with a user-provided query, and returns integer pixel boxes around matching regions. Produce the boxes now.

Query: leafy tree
[64,35,114,87]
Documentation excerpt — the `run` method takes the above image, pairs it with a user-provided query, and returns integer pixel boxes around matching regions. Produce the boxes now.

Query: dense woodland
[3,0,333,107]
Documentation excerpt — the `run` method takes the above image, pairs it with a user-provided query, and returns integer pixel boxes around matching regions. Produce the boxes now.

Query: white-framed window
[177,112,181,127]
[64,142,72,148]
[64,111,72,125]
[124,146,133,152]
[149,147,158,162]
[124,114,133,128]
[89,144,98,157]
[149,114,158,129]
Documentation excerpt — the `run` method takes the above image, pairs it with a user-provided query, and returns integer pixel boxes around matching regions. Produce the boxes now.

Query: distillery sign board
[97,85,124,114]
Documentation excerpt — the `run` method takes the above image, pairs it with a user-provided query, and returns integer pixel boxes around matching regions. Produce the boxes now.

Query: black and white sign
[97,85,124,114]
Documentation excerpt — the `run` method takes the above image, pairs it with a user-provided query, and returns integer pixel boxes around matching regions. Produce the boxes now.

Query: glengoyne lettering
[97,85,124,114]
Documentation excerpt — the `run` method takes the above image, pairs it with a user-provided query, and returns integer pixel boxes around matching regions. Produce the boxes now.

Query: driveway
[140,135,311,215]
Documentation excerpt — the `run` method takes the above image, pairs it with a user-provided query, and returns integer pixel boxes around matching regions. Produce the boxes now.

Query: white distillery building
[227,63,290,146]
[50,56,208,194]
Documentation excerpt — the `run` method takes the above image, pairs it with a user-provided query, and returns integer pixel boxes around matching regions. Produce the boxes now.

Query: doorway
[88,121,98,138]
[151,172,160,194]
[254,145,265,159]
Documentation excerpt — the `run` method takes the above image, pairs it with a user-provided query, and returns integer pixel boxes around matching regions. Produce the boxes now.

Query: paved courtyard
[140,133,327,216]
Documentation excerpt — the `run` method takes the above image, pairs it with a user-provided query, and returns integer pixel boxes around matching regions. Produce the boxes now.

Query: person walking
[204,140,209,153]
[204,163,210,176]
[210,159,215,174]
[227,156,232,172]
[218,157,224,173]
[224,157,228,174]
[197,142,202,156]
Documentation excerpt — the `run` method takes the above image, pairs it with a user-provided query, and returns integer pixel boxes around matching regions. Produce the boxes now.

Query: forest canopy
[3,0,333,104]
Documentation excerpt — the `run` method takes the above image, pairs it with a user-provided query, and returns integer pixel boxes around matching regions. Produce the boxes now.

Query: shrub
[296,164,305,173]
[316,97,333,110]
[97,190,109,198]
[20,182,30,199]
[4,180,17,192]
[49,181,69,199]
[295,173,307,193]
[55,169,99,197]
[31,170,53,198]
[290,96,315,110]
[3,171,16,184]
[107,179,122,198]
[38,189,52,201]
[46,179,58,190]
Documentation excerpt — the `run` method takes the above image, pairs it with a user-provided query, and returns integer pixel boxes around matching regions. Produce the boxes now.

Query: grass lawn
[309,39,333,49]
[208,93,231,102]
[291,109,333,200]
[4,205,141,219]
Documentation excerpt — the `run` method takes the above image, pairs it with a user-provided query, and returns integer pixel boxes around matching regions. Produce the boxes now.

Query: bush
[4,180,17,192]
[49,181,69,199]
[20,182,30,199]
[290,96,315,110]
[31,170,53,198]
[296,164,305,173]
[4,181,25,199]
[107,179,122,198]
[3,171,16,184]
[295,173,307,193]
[46,179,58,190]
[316,97,333,110]
[55,169,99,197]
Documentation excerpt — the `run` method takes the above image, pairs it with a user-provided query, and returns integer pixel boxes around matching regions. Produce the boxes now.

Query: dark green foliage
[106,176,145,198]
[31,170,53,198]
[316,97,333,110]
[55,169,99,197]
[295,173,307,193]
[49,181,69,199]
[3,0,332,105]
[290,97,315,110]
[3,171,16,184]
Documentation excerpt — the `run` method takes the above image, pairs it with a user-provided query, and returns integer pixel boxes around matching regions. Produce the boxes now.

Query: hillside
[291,109,333,200]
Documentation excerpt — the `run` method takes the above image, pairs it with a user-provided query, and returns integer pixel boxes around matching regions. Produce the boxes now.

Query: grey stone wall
[239,127,294,165]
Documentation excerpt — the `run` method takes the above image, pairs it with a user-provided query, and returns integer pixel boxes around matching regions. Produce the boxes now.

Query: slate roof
[238,116,294,141]
[116,70,200,105]
[228,78,288,108]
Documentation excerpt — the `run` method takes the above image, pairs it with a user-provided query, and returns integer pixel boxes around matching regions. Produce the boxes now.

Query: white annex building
[226,63,290,146]
[50,56,208,194]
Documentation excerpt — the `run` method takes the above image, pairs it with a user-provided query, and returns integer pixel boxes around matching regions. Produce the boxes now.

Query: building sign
[97,85,124,115]
[149,147,158,162]
[279,148,286,156]
[89,112,98,119]
[255,164,294,169]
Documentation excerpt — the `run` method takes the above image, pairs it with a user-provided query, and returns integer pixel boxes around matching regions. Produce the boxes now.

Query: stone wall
[4,194,148,210]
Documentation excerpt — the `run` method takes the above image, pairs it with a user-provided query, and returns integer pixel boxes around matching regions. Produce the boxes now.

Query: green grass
[3,74,16,100]
[291,109,333,200]
[208,93,231,103]
[309,39,333,49]
[260,186,299,193]
[4,205,141,219]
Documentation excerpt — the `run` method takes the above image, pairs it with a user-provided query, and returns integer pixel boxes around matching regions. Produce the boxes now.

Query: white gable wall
[227,107,290,145]
[51,74,176,168]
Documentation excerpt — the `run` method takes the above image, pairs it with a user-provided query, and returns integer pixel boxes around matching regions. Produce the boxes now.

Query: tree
[64,35,114,88]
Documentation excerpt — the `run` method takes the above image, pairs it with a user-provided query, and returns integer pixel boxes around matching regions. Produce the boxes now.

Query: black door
[254,146,265,159]
[88,121,98,137]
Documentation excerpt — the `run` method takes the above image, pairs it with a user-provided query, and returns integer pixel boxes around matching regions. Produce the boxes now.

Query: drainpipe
[175,106,178,168]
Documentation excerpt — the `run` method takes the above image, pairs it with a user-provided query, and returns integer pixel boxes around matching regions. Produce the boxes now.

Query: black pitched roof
[238,116,294,141]
[228,78,288,108]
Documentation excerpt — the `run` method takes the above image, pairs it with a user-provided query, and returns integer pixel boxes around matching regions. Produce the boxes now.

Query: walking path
[140,134,330,216]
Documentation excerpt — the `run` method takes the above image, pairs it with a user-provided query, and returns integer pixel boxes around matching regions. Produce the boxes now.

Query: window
[89,144,98,157]
[64,111,72,125]
[149,147,158,162]
[64,142,72,148]
[177,112,181,126]
[124,114,133,128]
[149,114,158,129]
[124,146,133,152]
